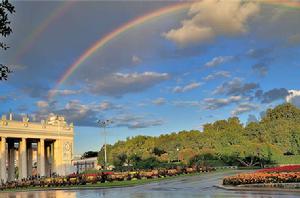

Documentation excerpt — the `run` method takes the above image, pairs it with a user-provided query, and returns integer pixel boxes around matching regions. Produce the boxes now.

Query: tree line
[97,103,300,170]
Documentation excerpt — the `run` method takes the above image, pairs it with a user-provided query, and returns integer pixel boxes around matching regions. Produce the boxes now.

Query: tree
[219,142,272,167]
[245,122,267,143]
[189,150,219,166]
[262,103,300,123]
[95,103,300,167]
[178,148,197,164]
[113,153,127,167]
[82,151,98,159]
[0,64,11,80]
[152,147,166,156]
[129,154,142,167]
[97,144,113,166]
[134,157,160,170]
[0,0,15,80]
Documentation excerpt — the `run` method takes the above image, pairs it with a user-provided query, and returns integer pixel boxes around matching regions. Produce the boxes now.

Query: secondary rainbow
[50,0,300,99]
[12,1,74,63]
[261,0,300,10]
[49,2,191,99]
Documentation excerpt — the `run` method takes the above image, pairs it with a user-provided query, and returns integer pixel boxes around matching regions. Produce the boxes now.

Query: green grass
[273,155,300,164]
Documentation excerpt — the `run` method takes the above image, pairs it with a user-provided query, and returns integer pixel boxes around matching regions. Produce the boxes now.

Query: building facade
[0,114,74,182]
[72,157,99,173]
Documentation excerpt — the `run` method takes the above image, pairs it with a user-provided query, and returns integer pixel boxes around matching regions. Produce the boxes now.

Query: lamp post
[176,147,179,162]
[97,119,112,170]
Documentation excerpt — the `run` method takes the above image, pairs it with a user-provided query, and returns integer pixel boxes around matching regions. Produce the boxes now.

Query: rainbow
[50,0,300,99]
[12,1,74,63]
[261,0,300,10]
[48,2,191,99]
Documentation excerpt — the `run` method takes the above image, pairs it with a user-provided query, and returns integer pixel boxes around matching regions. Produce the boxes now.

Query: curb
[214,184,300,193]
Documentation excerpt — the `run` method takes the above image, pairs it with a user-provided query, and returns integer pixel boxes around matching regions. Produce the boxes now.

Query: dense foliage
[0,0,15,80]
[81,151,98,159]
[98,103,300,169]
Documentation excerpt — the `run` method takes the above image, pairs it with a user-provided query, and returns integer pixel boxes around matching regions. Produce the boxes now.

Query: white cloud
[36,101,49,108]
[113,114,164,129]
[88,72,169,97]
[204,96,242,110]
[231,103,259,116]
[213,78,259,96]
[48,89,81,97]
[286,90,300,107]
[163,0,260,46]
[132,55,142,64]
[64,100,90,115]
[163,24,214,46]
[97,101,123,111]
[286,90,300,102]
[205,56,234,67]
[152,97,166,106]
[172,100,201,107]
[204,71,231,81]
[173,82,202,93]
[33,100,123,127]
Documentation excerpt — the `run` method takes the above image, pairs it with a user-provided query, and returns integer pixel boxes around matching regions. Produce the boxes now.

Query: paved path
[3,170,300,198]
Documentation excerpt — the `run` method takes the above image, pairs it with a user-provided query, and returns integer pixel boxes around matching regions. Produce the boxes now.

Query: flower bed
[256,165,300,173]
[223,172,300,186]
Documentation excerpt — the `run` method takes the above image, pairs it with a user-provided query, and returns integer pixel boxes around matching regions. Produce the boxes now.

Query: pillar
[53,139,62,175]
[8,141,15,181]
[45,144,50,176]
[38,139,45,177]
[50,142,54,176]
[0,137,7,182]
[27,143,32,177]
[19,138,27,179]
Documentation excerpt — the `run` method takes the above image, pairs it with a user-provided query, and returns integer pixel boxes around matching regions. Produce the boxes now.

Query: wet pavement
[2,170,300,198]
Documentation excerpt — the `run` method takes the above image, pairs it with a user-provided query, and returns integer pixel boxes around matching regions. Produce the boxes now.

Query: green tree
[82,151,98,159]
[97,144,113,166]
[152,147,166,156]
[113,153,128,167]
[0,0,15,80]
[95,103,300,168]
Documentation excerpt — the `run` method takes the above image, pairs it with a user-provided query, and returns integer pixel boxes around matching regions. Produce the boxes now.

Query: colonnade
[0,137,56,182]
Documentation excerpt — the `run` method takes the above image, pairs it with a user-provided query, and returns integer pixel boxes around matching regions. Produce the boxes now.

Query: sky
[1,0,300,155]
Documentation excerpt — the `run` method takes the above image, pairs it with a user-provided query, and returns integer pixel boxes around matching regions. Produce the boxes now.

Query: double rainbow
[12,1,74,64]
[48,2,191,99]
[49,0,300,99]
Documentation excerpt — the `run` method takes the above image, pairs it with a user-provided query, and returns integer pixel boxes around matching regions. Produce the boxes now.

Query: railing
[214,166,238,169]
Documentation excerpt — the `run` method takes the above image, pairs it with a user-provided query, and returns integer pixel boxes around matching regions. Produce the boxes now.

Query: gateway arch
[0,114,74,182]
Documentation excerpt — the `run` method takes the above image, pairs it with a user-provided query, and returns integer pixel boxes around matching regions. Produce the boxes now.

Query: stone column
[38,139,45,177]
[19,138,27,179]
[53,140,57,175]
[45,144,50,176]
[27,143,32,177]
[0,137,7,182]
[8,141,15,181]
[53,139,62,175]
[50,142,54,176]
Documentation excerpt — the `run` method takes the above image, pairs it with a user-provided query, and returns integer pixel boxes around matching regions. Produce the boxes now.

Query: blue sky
[1,1,300,154]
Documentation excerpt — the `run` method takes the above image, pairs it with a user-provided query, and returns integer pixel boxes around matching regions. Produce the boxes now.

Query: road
[2,170,300,198]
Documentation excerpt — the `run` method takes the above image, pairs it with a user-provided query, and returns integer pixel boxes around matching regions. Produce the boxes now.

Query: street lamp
[176,147,180,162]
[97,119,113,170]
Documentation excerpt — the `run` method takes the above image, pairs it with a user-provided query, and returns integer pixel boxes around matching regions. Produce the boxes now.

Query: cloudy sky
[1,0,300,154]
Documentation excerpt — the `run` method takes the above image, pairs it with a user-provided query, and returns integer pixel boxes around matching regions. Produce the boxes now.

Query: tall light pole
[97,119,112,170]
